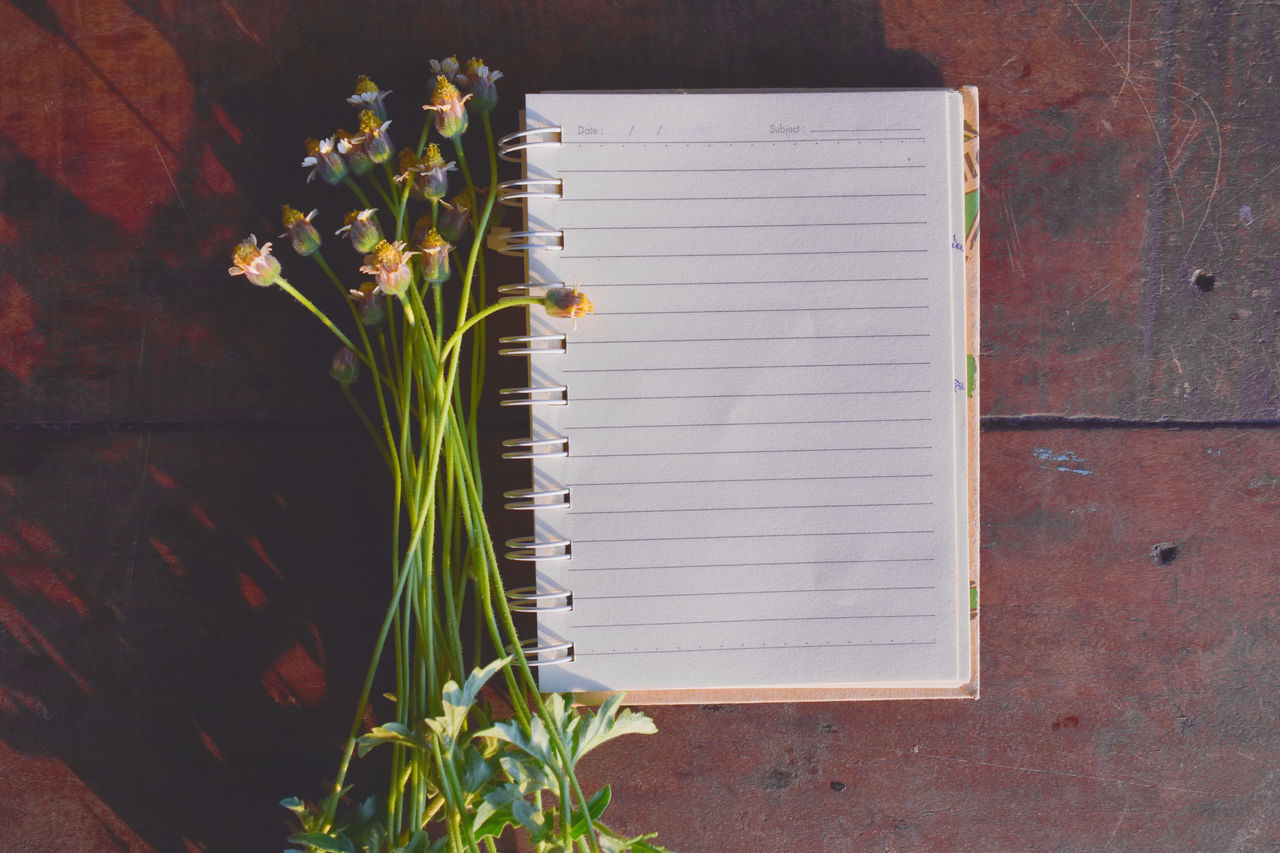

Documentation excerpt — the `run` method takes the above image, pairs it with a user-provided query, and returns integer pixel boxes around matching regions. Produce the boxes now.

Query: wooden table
[4,1,1279,849]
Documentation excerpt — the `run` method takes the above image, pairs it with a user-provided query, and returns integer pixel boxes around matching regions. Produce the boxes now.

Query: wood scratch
[1105,803,1130,847]
[154,144,192,228]
[868,746,1222,797]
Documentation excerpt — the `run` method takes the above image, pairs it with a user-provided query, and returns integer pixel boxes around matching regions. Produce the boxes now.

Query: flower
[336,208,383,253]
[428,56,459,83]
[424,76,471,139]
[436,191,471,243]
[301,136,349,185]
[396,143,455,201]
[456,57,502,112]
[360,239,417,298]
[542,286,593,319]
[356,109,393,164]
[228,235,282,287]
[329,346,359,388]
[417,226,452,284]
[347,74,391,121]
[347,281,386,326]
[280,205,322,256]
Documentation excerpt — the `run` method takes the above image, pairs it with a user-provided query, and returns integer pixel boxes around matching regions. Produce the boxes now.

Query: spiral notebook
[495,88,979,703]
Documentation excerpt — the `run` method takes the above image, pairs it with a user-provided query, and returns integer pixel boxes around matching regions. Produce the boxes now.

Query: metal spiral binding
[502,487,571,511]
[501,436,568,460]
[497,281,564,296]
[499,385,567,407]
[497,333,566,356]
[489,229,564,255]
[497,125,576,668]
[498,178,563,206]
[506,586,572,614]
[511,637,574,667]
[497,126,563,163]
[504,536,571,562]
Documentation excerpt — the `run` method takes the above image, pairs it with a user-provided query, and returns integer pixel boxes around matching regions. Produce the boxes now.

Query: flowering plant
[231,64,664,853]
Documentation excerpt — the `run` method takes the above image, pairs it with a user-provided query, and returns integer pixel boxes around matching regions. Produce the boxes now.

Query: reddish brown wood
[6,0,1280,849]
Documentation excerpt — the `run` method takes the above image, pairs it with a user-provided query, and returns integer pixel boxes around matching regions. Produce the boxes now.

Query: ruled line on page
[575,277,929,286]
[571,334,930,344]
[576,640,937,657]
[567,558,936,572]
[591,306,930,316]
[582,586,937,599]
[567,221,928,231]
[564,418,933,429]
[566,474,935,486]
[570,137,927,144]
[563,193,929,202]
[560,361,930,373]
[559,165,927,173]
[567,501,933,516]
[570,390,933,401]
[572,530,934,544]
[563,250,929,259]
[572,446,931,459]
[574,614,939,629]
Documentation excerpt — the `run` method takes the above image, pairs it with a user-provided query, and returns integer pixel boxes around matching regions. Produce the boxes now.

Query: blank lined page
[521,90,970,696]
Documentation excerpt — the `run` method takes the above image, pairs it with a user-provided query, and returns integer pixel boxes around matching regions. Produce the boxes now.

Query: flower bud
[228,235,282,287]
[336,209,383,253]
[338,127,374,176]
[419,144,454,201]
[360,239,417,298]
[417,227,452,284]
[357,109,393,164]
[456,57,503,113]
[347,74,391,121]
[280,206,322,257]
[428,56,460,84]
[348,282,385,326]
[330,346,359,388]
[302,136,348,185]
[424,76,471,139]
[542,286,594,319]
[436,192,471,243]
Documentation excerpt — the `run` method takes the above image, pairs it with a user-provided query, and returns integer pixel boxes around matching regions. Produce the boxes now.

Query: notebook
[495,88,979,703]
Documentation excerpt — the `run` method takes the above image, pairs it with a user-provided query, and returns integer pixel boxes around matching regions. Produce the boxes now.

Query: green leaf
[460,743,495,796]
[511,798,549,841]
[279,797,308,816]
[570,694,657,767]
[357,721,428,757]
[472,797,520,842]
[498,751,552,794]
[287,831,356,853]
[474,717,555,769]
[568,785,612,838]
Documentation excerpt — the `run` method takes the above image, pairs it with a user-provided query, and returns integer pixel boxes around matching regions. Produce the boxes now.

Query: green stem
[342,175,373,209]
[274,277,362,358]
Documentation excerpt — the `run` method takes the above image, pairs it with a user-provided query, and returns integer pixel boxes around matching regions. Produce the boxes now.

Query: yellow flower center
[353,75,379,96]
[431,76,462,106]
[424,144,446,169]
[232,241,261,266]
[358,110,383,135]
[281,205,306,226]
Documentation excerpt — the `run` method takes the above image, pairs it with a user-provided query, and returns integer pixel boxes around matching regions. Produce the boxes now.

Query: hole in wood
[1192,269,1216,292]
[1150,542,1179,565]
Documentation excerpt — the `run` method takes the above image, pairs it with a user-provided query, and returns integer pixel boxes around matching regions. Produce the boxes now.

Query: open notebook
[496,88,979,703]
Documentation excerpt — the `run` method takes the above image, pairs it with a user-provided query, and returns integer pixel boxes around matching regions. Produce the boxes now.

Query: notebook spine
[496,124,573,667]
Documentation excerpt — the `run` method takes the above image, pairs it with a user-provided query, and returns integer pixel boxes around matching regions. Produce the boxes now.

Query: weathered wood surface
[5,429,1280,849]
[9,0,1278,422]
[4,0,1280,850]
